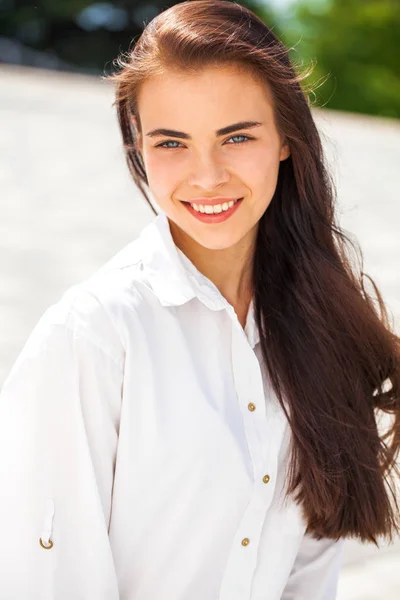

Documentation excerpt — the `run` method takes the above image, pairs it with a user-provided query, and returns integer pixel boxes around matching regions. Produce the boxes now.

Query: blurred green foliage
[1,0,398,118]
[275,0,400,118]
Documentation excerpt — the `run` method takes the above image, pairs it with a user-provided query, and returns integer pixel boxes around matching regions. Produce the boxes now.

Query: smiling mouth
[181,197,244,222]
[182,198,243,214]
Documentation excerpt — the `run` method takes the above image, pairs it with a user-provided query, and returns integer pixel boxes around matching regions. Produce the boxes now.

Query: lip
[182,197,243,224]
[182,196,240,206]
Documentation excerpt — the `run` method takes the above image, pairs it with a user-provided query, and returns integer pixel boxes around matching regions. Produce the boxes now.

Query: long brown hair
[104,0,400,545]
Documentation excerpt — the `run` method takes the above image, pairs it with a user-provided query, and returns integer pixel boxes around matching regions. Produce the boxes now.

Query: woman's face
[135,64,290,252]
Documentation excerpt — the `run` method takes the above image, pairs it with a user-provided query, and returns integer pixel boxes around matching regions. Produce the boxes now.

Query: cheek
[144,153,180,196]
[144,145,281,199]
[238,148,280,191]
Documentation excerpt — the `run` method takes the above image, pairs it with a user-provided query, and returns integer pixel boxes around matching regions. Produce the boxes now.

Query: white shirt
[0,211,345,600]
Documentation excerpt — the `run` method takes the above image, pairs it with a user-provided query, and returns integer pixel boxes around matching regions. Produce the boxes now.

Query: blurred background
[0,1,399,598]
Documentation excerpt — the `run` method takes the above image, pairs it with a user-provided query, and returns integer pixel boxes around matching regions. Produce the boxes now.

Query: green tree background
[275,0,400,119]
[1,0,399,118]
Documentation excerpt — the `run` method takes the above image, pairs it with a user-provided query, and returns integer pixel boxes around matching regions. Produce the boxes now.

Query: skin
[134,64,290,327]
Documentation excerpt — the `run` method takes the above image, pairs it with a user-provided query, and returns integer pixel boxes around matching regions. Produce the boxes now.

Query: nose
[187,151,230,190]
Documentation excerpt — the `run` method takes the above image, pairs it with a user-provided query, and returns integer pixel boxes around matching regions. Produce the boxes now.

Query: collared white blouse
[0,211,345,600]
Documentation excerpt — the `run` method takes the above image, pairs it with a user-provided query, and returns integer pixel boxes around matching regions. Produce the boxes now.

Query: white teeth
[190,199,239,214]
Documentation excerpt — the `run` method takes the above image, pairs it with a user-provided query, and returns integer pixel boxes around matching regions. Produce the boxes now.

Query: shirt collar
[139,211,260,347]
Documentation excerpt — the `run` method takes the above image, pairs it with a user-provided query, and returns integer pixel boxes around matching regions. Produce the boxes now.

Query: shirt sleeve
[281,530,346,600]
[0,311,124,599]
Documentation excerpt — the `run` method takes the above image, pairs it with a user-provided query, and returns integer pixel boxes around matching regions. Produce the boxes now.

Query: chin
[190,229,245,251]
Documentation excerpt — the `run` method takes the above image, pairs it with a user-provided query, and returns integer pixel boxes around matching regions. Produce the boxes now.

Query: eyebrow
[145,120,263,139]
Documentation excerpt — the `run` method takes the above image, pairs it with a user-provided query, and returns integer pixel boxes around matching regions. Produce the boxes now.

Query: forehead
[136,64,275,125]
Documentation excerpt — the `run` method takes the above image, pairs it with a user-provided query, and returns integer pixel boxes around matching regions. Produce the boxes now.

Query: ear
[280,140,291,161]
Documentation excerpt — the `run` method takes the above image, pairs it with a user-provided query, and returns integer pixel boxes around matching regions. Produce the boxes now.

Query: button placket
[218,322,277,600]
[232,325,267,477]
[218,481,276,600]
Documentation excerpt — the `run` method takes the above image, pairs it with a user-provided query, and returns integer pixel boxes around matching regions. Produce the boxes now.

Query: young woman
[0,1,399,599]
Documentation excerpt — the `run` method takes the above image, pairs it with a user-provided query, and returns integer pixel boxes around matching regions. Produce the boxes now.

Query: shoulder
[26,234,156,370]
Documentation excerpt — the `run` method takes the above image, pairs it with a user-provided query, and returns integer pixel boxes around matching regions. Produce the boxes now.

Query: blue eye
[156,140,183,149]
[226,135,252,144]
[155,134,253,149]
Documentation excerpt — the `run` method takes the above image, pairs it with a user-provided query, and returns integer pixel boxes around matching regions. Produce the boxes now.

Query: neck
[168,219,256,313]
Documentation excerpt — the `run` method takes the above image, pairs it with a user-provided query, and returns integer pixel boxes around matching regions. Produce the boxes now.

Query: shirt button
[241,538,250,546]
[247,403,256,411]
[263,474,270,484]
